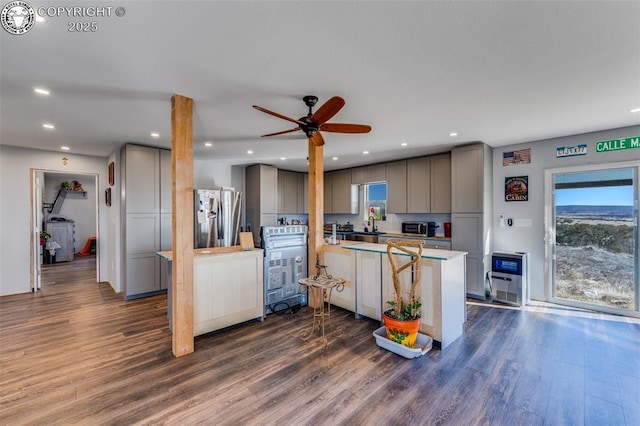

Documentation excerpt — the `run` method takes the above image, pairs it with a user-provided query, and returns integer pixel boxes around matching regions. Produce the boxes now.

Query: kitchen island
[325,242,467,349]
[156,247,264,336]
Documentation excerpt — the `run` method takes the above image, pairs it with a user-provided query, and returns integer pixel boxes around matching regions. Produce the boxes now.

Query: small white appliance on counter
[490,252,529,307]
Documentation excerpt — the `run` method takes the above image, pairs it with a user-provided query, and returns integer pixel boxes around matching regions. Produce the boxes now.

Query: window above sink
[364,182,386,222]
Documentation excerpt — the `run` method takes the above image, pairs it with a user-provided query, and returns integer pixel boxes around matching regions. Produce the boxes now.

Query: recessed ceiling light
[363,151,369,155]
[150,132,160,138]
[401,142,408,147]
[247,150,254,154]
[280,157,286,161]
[631,107,640,113]
[204,142,212,147]
[34,87,50,95]
[42,123,55,129]
[449,132,458,137]
[332,156,338,161]
[61,146,70,151]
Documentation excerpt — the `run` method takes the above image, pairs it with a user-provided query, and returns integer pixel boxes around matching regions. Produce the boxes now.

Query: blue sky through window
[556,186,633,206]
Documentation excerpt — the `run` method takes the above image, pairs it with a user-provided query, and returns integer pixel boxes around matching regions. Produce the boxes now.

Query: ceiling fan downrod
[301,95,319,137]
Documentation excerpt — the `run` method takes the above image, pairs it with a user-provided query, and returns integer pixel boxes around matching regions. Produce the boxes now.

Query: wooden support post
[171,94,194,357]
[307,139,324,308]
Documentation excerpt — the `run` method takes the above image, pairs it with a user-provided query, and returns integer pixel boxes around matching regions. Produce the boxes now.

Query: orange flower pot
[382,312,421,348]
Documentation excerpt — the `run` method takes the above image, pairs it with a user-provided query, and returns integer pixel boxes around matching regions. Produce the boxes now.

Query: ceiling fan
[253,95,371,146]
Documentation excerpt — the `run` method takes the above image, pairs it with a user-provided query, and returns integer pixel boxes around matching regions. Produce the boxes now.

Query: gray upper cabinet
[451,143,493,299]
[331,169,356,214]
[351,166,368,184]
[324,171,333,213]
[386,160,407,213]
[368,164,387,183]
[452,144,486,213]
[407,156,431,213]
[430,152,451,213]
[121,144,171,299]
[160,149,172,214]
[299,173,308,214]
[277,170,299,214]
[245,164,278,246]
[324,169,357,214]
[125,145,160,213]
[352,164,386,184]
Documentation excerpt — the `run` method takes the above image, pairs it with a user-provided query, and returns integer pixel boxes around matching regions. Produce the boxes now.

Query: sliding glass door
[545,161,639,317]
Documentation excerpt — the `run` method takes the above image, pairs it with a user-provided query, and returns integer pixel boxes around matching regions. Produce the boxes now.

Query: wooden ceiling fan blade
[253,105,306,126]
[320,123,372,134]
[311,132,325,146]
[310,96,345,125]
[261,127,301,137]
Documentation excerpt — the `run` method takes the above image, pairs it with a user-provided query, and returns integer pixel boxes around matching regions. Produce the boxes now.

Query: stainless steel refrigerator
[194,188,242,248]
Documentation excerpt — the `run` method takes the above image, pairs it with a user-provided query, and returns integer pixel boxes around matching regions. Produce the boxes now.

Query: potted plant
[40,231,51,246]
[383,239,424,348]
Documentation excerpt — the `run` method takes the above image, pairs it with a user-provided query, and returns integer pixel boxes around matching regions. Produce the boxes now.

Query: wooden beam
[307,139,324,308]
[171,94,194,357]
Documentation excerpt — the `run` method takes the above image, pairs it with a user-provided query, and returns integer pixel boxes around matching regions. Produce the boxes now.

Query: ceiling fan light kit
[253,95,371,146]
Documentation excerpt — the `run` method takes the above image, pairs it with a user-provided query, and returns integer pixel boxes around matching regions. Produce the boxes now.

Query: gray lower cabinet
[452,213,488,299]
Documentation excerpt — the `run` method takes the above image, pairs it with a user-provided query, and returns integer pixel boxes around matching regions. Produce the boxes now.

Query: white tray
[373,326,433,359]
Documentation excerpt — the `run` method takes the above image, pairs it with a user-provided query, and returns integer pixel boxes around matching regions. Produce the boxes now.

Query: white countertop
[340,242,466,261]
[156,246,262,261]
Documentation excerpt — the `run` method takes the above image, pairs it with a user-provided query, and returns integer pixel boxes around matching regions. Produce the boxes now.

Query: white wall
[193,159,234,189]
[0,146,109,296]
[491,125,640,301]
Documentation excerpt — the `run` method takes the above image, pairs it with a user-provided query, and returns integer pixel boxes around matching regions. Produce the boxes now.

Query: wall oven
[261,226,308,315]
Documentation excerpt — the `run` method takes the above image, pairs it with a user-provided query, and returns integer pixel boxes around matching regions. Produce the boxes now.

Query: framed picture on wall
[505,176,528,202]
[108,162,115,186]
[105,188,111,207]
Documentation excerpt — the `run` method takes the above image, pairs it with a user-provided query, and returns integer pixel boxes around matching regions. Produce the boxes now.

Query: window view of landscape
[554,172,637,312]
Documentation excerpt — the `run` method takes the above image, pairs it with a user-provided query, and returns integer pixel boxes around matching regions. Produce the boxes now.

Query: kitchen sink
[345,232,382,243]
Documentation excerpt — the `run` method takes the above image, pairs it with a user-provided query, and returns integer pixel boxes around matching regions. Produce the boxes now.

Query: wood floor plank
[2,256,639,425]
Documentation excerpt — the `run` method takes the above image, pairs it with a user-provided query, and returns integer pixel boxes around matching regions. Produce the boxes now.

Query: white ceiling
[2,1,639,172]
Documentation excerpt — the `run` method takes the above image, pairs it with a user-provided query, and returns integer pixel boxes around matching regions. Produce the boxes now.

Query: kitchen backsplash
[323,213,452,236]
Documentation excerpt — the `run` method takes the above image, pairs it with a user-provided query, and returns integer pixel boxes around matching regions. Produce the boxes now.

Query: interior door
[545,162,639,317]
[32,173,43,291]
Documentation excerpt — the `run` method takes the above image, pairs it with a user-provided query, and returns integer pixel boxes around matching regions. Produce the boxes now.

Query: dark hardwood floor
[1,256,639,425]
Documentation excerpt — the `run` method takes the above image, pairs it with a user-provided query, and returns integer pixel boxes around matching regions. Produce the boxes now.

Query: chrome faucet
[368,216,377,232]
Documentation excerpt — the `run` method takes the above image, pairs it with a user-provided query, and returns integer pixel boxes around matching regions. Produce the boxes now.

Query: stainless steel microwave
[401,222,427,235]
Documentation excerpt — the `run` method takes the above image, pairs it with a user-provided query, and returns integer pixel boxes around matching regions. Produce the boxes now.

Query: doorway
[544,161,639,317]
[32,170,100,290]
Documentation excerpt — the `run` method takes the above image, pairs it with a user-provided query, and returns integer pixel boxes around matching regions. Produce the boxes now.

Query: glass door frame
[544,160,640,318]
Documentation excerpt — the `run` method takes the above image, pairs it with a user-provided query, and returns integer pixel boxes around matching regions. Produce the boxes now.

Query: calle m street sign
[595,136,640,153]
